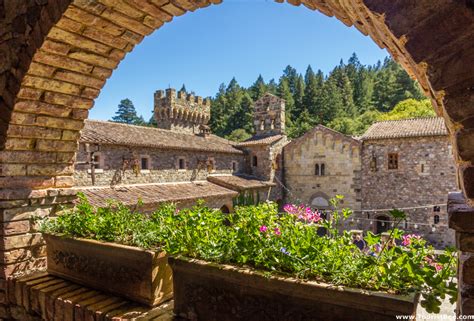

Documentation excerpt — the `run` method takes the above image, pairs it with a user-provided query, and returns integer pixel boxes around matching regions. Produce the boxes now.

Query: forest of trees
[111,54,435,140]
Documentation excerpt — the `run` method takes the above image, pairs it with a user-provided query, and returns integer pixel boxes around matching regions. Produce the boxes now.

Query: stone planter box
[169,257,419,321]
[44,234,173,306]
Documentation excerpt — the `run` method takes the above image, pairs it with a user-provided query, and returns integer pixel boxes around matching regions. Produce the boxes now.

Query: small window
[178,158,186,170]
[420,164,425,173]
[93,154,101,169]
[141,157,149,170]
[232,161,238,172]
[434,215,440,224]
[252,155,258,167]
[370,156,377,172]
[315,163,325,176]
[388,153,398,170]
[270,119,275,130]
[259,120,264,131]
[433,206,441,212]
[207,158,215,172]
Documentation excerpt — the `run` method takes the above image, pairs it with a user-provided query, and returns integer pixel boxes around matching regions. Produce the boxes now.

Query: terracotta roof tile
[78,181,238,208]
[80,120,243,154]
[207,174,276,191]
[361,117,448,140]
[237,134,284,147]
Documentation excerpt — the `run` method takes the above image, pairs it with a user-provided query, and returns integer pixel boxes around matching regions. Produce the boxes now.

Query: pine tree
[111,99,141,124]
[277,78,295,128]
[303,68,322,123]
[293,75,305,115]
[249,75,267,100]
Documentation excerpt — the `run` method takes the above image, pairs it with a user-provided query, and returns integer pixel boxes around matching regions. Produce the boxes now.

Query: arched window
[434,215,440,224]
[311,196,329,209]
[315,163,326,176]
[252,155,258,167]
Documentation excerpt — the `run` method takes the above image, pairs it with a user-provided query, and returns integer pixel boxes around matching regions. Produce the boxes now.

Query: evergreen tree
[277,78,295,128]
[148,114,157,127]
[282,65,299,95]
[303,68,322,123]
[293,75,305,115]
[267,79,278,95]
[249,75,267,100]
[111,99,141,124]
[304,65,315,86]
[179,84,187,93]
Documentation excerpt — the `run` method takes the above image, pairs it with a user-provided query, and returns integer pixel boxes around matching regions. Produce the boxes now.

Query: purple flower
[280,247,289,255]
[274,227,281,236]
[259,225,268,233]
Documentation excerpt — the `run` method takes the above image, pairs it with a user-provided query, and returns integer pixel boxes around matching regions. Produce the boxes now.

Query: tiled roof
[78,181,238,208]
[237,134,284,147]
[207,174,276,191]
[361,117,448,140]
[80,120,243,154]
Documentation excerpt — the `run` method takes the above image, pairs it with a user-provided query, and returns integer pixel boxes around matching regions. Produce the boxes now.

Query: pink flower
[259,225,268,233]
[424,256,443,272]
[284,204,321,224]
[402,234,422,246]
[274,227,281,236]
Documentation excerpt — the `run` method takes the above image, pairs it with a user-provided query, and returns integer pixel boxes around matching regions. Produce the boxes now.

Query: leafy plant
[38,194,456,314]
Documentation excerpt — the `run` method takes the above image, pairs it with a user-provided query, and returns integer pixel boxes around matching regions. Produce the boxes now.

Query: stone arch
[1,2,474,309]
[309,192,330,209]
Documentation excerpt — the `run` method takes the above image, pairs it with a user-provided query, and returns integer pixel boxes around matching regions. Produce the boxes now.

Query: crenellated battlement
[154,88,211,134]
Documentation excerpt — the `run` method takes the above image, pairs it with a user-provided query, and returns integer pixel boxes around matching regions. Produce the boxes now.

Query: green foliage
[209,54,426,139]
[111,99,146,125]
[225,129,252,142]
[40,195,456,314]
[378,99,436,121]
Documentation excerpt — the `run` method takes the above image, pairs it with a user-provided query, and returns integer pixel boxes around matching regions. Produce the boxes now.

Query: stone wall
[74,143,245,187]
[283,126,361,211]
[357,136,457,248]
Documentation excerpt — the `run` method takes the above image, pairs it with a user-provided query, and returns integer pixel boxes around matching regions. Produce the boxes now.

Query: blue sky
[91,0,388,121]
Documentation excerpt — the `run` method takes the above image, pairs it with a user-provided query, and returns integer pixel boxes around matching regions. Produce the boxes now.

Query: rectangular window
[388,153,398,170]
[370,156,377,172]
[93,155,101,169]
[141,157,149,170]
[232,161,238,172]
[178,158,186,170]
[252,156,258,167]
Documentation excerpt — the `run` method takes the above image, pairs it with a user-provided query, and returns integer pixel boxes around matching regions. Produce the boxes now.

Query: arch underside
[0,0,473,202]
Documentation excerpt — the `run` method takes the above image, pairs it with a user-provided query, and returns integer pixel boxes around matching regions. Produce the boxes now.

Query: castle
[74,89,457,248]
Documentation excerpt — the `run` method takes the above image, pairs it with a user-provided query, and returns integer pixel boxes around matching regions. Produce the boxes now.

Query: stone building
[356,117,457,248]
[283,125,361,211]
[74,89,284,212]
[283,117,457,248]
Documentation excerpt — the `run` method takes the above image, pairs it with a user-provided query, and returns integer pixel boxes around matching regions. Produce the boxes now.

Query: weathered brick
[36,139,77,152]
[0,151,58,164]
[27,164,74,176]
[48,27,111,55]
[0,176,54,189]
[56,152,76,164]
[54,70,105,89]
[7,125,63,140]
[0,189,48,202]
[44,92,94,109]
[129,0,172,20]
[1,256,47,279]
[161,2,186,16]
[120,30,143,45]
[68,50,118,69]
[54,287,91,321]
[61,129,81,140]
[74,0,107,15]
[65,6,125,37]
[4,138,36,151]
[17,88,43,100]
[28,62,56,78]
[56,16,84,33]
[23,75,82,96]
[0,200,29,210]
[108,48,126,61]
[0,233,44,251]
[101,8,153,36]
[14,101,72,118]
[74,294,109,321]
[35,116,84,130]
[1,206,51,222]
[91,66,113,79]
[0,221,31,236]
[55,176,74,188]
[0,164,27,176]
[9,112,36,126]
[33,280,69,317]
[34,51,93,75]
[81,87,100,99]
[82,26,128,49]
[98,0,145,19]
[143,15,164,29]
[46,284,83,321]
[63,290,100,321]
[41,39,72,55]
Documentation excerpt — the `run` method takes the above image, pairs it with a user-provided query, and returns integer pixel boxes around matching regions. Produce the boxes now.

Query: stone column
[448,192,474,316]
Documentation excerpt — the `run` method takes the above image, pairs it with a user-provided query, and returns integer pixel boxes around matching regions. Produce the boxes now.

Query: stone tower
[253,93,286,137]
[154,88,211,134]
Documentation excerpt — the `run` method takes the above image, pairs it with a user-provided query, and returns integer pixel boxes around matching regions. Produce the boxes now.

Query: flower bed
[39,194,456,314]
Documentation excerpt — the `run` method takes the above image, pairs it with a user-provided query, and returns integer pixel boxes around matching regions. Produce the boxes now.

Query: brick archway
[1,0,474,316]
